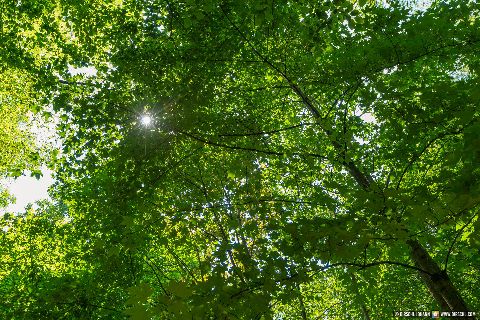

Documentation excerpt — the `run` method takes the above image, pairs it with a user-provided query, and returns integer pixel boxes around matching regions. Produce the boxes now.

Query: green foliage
[0,68,41,178]
[1,0,480,318]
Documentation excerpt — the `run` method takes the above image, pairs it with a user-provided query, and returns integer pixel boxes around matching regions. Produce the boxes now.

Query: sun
[140,114,152,127]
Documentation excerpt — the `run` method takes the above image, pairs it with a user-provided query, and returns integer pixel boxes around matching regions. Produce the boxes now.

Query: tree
[2,0,480,318]
[0,0,67,201]
[0,69,41,178]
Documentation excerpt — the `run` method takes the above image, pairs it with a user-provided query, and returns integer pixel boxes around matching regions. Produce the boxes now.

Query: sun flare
[140,115,152,127]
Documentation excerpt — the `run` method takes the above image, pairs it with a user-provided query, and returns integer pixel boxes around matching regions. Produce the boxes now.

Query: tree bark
[297,283,308,320]
[407,239,474,318]
[350,273,371,320]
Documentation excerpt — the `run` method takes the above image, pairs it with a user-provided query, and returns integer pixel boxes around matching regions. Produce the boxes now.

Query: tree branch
[396,128,464,190]
[178,130,326,159]
[444,209,479,272]
[217,122,315,137]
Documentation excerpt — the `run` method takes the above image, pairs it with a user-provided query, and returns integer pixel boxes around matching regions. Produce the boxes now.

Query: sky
[3,168,54,213]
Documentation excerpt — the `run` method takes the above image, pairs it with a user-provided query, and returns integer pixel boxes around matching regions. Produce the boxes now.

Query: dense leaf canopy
[1,0,479,319]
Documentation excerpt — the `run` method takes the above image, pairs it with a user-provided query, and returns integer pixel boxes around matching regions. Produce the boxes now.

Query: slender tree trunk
[407,239,474,318]
[360,303,371,320]
[297,283,308,320]
[350,273,371,320]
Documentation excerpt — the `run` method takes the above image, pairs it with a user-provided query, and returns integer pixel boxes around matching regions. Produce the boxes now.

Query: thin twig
[443,209,479,271]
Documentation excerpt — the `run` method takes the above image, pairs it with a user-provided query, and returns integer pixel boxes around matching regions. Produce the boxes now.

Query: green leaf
[127,283,153,305]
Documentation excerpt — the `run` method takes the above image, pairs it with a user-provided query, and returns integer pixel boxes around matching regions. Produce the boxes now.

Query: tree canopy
[1,0,479,319]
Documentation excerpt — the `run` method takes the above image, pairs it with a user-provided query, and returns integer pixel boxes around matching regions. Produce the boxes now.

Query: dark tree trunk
[407,239,474,319]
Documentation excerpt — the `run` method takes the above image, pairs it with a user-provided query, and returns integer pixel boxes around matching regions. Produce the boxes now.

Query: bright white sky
[3,168,54,213]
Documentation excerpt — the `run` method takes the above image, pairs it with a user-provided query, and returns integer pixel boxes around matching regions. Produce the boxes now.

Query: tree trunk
[407,239,474,318]
[350,273,371,320]
[290,78,474,318]
[297,283,308,320]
